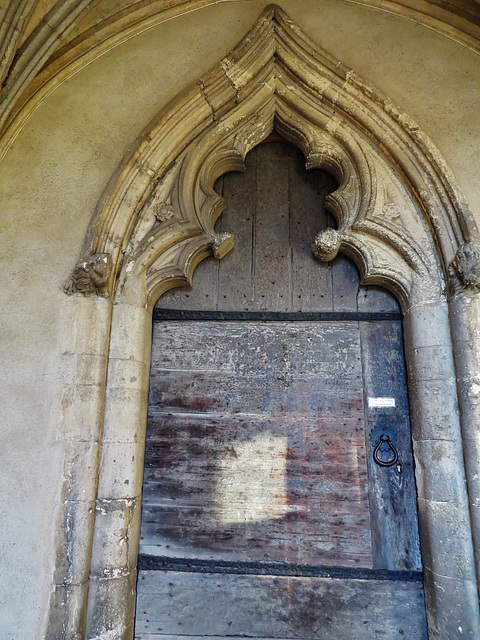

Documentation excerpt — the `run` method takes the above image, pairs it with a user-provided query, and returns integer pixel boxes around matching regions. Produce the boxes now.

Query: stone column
[85,299,152,640]
[46,293,112,640]
[448,241,480,589]
[404,299,480,640]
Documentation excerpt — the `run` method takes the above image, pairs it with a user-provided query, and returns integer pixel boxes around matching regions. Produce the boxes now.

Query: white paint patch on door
[368,397,396,408]
[216,434,288,524]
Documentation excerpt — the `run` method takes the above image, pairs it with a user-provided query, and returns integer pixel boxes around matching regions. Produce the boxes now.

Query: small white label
[368,397,396,408]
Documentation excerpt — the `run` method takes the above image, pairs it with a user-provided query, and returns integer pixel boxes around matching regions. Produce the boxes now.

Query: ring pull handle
[373,433,398,468]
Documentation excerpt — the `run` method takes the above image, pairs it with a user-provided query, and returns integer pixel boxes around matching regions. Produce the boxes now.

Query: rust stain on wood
[142,321,372,568]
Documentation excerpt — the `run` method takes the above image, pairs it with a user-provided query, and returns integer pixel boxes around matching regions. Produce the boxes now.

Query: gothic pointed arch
[65,4,477,311]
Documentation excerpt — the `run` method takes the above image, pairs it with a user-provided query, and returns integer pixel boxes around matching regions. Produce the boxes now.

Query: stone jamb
[449,253,480,586]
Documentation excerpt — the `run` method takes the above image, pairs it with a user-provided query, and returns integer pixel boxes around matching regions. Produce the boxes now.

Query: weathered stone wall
[0,1,479,638]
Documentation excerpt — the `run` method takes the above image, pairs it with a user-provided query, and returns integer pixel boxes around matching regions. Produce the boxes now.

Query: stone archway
[54,6,480,640]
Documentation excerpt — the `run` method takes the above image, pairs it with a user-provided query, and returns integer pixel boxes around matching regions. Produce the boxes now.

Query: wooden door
[134,142,428,639]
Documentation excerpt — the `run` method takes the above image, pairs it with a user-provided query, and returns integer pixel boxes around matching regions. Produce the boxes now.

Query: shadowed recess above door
[156,142,400,314]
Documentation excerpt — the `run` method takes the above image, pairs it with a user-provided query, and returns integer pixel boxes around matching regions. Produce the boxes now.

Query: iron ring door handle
[373,433,399,467]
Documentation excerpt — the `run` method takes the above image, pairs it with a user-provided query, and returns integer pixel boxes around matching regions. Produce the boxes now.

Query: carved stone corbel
[154,202,174,223]
[63,252,112,296]
[211,233,234,260]
[449,240,480,295]
[312,228,341,262]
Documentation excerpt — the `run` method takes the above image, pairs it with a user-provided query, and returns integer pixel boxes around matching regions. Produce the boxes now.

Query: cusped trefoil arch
[63,4,478,310]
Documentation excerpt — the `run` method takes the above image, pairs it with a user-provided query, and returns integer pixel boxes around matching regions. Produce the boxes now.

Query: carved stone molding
[2,0,480,171]
[211,233,234,260]
[63,252,112,296]
[449,240,480,294]
[67,5,477,311]
[62,7,476,312]
[154,202,175,223]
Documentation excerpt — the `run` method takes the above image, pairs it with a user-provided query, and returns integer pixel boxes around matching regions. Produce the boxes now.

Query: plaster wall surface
[0,1,478,638]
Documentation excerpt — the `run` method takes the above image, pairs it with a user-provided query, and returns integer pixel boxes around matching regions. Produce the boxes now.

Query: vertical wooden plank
[289,150,334,311]
[358,285,400,313]
[360,320,422,571]
[217,153,257,310]
[253,144,291,311]
[331,254,359,311]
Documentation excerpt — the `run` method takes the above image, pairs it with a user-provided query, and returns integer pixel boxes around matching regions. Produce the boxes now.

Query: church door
[134,141,428,639]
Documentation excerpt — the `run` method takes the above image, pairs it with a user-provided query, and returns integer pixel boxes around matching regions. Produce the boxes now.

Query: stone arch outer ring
[2,0,480,169]
[65,6,478,308]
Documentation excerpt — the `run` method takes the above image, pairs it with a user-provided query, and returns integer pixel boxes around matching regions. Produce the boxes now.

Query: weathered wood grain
[331,255,360,312]
[217,160,258,311]
[360,320,422,571]
[254,144,291,310]
[357,285,400,313]
[135,571,428,639]
[155,142,400,314]
[289,160,334,311]
[141,321,371,568]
